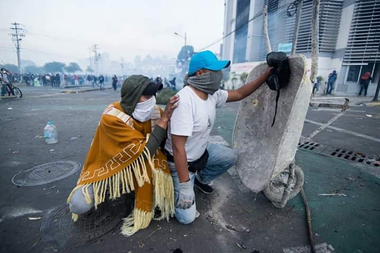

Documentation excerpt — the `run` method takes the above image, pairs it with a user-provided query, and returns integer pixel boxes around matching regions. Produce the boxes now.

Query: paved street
[213,98,380,164]
[1,86,379,253]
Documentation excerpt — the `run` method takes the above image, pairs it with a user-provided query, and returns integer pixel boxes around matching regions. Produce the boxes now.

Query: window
[346,65,361,82]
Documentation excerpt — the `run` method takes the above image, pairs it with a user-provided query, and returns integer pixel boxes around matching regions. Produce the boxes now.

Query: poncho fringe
[67,147,174,235]
[67,103,174,236]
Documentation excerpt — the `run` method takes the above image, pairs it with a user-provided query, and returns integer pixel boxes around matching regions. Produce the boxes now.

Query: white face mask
[132,96,156,122]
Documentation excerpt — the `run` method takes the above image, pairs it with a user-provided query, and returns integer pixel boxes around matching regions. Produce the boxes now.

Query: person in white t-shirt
[164,50,272,225]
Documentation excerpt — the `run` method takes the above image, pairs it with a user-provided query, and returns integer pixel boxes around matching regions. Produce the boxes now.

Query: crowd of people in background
[3,72,126,89]
[4,67,374,98]
[1,69,179,94]
[22,73,114,88]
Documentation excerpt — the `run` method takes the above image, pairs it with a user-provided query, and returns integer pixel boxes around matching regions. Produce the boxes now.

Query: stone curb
[61,87,112,94]
[0,95,17,100]
[361,101,380,107]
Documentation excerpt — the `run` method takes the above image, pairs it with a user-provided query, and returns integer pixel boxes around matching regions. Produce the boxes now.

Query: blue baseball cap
[188,50,231,76]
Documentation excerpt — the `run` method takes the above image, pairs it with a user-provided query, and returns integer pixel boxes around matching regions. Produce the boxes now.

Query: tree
[177,45,195,77]
[24,65,44,74]
[0,64,19,73]
[177,45,194,64]
[240,72,249,84]
[65,62,82,73]
[86,66,94,73]
[43,62,66,73]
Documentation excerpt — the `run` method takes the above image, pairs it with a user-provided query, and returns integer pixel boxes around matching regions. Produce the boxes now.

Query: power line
[198,0,313,52]
[9,22,26,72]
[198,11,263,52]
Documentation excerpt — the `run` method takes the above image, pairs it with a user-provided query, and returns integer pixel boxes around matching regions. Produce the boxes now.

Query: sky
[0,0,225,68]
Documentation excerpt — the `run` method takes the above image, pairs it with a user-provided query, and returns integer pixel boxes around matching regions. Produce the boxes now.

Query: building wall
[222,0,237,61]
[221,0,379,96]
[245,0,264,62]
[233,0,251,63]
[338,0,379,96]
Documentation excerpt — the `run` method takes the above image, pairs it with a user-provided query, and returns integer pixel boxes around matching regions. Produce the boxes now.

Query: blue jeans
[168,143,237,224]
[327,81,334,94]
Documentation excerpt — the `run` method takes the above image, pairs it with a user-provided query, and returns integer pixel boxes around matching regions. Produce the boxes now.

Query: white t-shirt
[165,86,228,162]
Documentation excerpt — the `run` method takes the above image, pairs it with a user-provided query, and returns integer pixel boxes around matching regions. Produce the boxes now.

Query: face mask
[184,70,223,95]
[132,96,156,122]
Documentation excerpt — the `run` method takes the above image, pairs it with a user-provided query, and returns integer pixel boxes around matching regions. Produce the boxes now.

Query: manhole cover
[11,161,81,186]
[298,141,379,167]
[41,195,132,250]
[298,141,323,152]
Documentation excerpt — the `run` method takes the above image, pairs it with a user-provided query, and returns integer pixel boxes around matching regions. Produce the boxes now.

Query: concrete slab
[233,55,312,192]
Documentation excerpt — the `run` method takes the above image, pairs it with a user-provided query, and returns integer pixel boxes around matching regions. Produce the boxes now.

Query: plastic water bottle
[44,121,58,144]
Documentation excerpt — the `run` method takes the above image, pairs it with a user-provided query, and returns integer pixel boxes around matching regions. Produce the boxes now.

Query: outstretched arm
[227,67,272,102]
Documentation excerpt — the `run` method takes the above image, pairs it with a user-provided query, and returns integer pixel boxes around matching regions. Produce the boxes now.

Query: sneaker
[194,177,213,195]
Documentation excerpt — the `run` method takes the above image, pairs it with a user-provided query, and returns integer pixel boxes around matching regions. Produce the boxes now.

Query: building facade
[221,0,380,96]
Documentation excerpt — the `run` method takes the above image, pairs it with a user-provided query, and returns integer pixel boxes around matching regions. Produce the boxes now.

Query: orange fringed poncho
[67,102,174,236]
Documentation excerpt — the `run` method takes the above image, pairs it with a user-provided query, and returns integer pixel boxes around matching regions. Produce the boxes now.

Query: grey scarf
[184,71,223,95]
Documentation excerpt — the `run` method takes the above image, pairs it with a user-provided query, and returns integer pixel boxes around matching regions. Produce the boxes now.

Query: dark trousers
[327,81,334,94]
[1,83,6,96]
[359,84,369,96]
[1,83,14,96]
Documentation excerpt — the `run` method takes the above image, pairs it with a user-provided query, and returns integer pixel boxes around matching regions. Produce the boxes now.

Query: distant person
[155,76,162,85]
[1,68,11,96]
[87,75,92,85]
[1,68,15,96]
[24,74,31,86]
[326,70,337,95]
[42,74,49,86]
[74,75,78,85]
[112,75,118,91]
[55,73,61,87]
[99,75,105,90]
[34,75,41,86]
[79,75,84,85]
[64,74,68,86]
[47,74,53,87]
[313,78,321,95]
[359,72,371,96]
[93,75,98,87]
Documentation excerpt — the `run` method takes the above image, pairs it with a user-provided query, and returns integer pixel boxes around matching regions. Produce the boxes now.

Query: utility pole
[310,0,320,83]
[92,44,100,75]
[291,0,303,55]
[120,58,124,73]
[174,32,187,47]
[9,22,26,73]
[88,47,93,70]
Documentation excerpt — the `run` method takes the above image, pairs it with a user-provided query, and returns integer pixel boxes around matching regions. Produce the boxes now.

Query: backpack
[266,52,291,126]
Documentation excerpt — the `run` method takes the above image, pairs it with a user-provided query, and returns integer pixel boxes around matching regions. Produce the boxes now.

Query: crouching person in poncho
[67,75,179,236]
